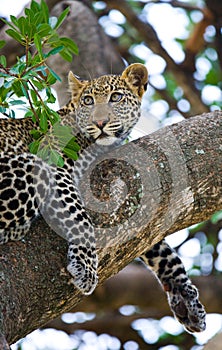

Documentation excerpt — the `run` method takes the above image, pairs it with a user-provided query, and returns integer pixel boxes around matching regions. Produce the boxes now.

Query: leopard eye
[110,92,123,103]
[83,95,94,105]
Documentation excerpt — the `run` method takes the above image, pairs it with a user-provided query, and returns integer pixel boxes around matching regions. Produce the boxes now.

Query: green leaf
[5,29,24,44]
[46,88,56,103]
[46,46,64,57]
[10,109,16,119]
[30,129,42,140]
[0,55,7,68]
[59,37,78,54]
[54,6,70,29]
[30,89,38,104]
[17,16,27,36]
[9,15,19,27]
[55,155,65,168]
[30,0,40,13]
[59,49,73,62]
[63,147,78,161]
[11,80,25,97]
[37,145,50,160]
[17,62,26,74]
[53,123,72,135]
[0,41,5,49]
[48,149,64,167]
[47,67,61,82]
[39,113,48,132]
[40,0,49,23]
[47,110,60,125]
[0,106,7,114]
[66,138,81,152]
[32,80,46,91]
[29,140,40,154]
[25,110,34,118]
[34,33,43,58]
[205,69,219,85]
[46,72,57,85]
[10,99,26,105]
[20,81,29,99]
[37,23,52,37]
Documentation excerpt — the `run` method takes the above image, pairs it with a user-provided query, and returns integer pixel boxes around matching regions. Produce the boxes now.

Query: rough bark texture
[0,1,222,347]
[0,110,222,346]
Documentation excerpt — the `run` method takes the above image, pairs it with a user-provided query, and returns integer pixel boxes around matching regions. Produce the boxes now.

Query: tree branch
[1,110,222,345]
[103,0,209,115]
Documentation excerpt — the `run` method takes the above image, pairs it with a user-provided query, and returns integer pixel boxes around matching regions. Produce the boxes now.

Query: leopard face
[68,64,148,146]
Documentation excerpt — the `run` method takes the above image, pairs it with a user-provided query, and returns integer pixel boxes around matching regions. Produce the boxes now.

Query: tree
[0,1,222,349]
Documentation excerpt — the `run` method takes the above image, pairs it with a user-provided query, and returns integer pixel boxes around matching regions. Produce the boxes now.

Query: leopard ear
[68,71,87,105]
[121,63,148,99]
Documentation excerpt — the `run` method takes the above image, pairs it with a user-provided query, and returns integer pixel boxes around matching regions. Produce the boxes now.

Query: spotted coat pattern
[0,64,206,329]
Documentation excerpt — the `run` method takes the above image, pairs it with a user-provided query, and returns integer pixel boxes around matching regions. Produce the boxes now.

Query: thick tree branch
[1,110,222,345]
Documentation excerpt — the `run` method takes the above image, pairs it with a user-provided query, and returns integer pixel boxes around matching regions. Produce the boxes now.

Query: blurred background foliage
[1,0,222,349]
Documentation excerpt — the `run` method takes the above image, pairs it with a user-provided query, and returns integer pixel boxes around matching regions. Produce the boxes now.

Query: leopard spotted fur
[0,64,206,332]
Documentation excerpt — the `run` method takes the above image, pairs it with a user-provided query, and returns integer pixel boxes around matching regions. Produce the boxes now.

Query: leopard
[0,63,206,333]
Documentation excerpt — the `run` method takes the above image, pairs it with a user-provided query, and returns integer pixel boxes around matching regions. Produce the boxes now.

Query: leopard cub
[0,64,206,332]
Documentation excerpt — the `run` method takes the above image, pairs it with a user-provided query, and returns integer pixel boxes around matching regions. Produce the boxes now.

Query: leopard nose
[93,119,108,129]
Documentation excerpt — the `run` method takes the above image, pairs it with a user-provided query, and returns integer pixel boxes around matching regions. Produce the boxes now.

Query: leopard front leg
[140,239,206,333]
[0,153,98,295]
[43,166,98,295]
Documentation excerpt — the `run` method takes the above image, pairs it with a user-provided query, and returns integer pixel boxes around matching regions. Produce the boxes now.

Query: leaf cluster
[29,123,81,167]
[0,0,79,166]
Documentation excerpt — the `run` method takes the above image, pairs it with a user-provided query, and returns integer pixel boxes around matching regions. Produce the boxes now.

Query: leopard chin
[95,136,119,146]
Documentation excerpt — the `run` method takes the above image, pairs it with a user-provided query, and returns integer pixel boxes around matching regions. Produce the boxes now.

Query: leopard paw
[164,280,206,333]
[67,257,98,295]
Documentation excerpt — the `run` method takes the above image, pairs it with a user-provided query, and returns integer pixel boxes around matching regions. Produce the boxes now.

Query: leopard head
[68,63,148,146]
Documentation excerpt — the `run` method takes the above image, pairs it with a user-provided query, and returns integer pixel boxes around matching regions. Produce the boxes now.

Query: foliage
[94,0,222,119]
[0,0,79,166]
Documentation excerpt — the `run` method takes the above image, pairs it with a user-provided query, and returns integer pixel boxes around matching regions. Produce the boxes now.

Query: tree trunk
[0,110,222,345]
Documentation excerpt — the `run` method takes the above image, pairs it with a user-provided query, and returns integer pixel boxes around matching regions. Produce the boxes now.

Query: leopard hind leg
[140,239,206,333]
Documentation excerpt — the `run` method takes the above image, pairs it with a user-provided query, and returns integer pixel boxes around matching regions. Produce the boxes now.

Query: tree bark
[0,110,222,346]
